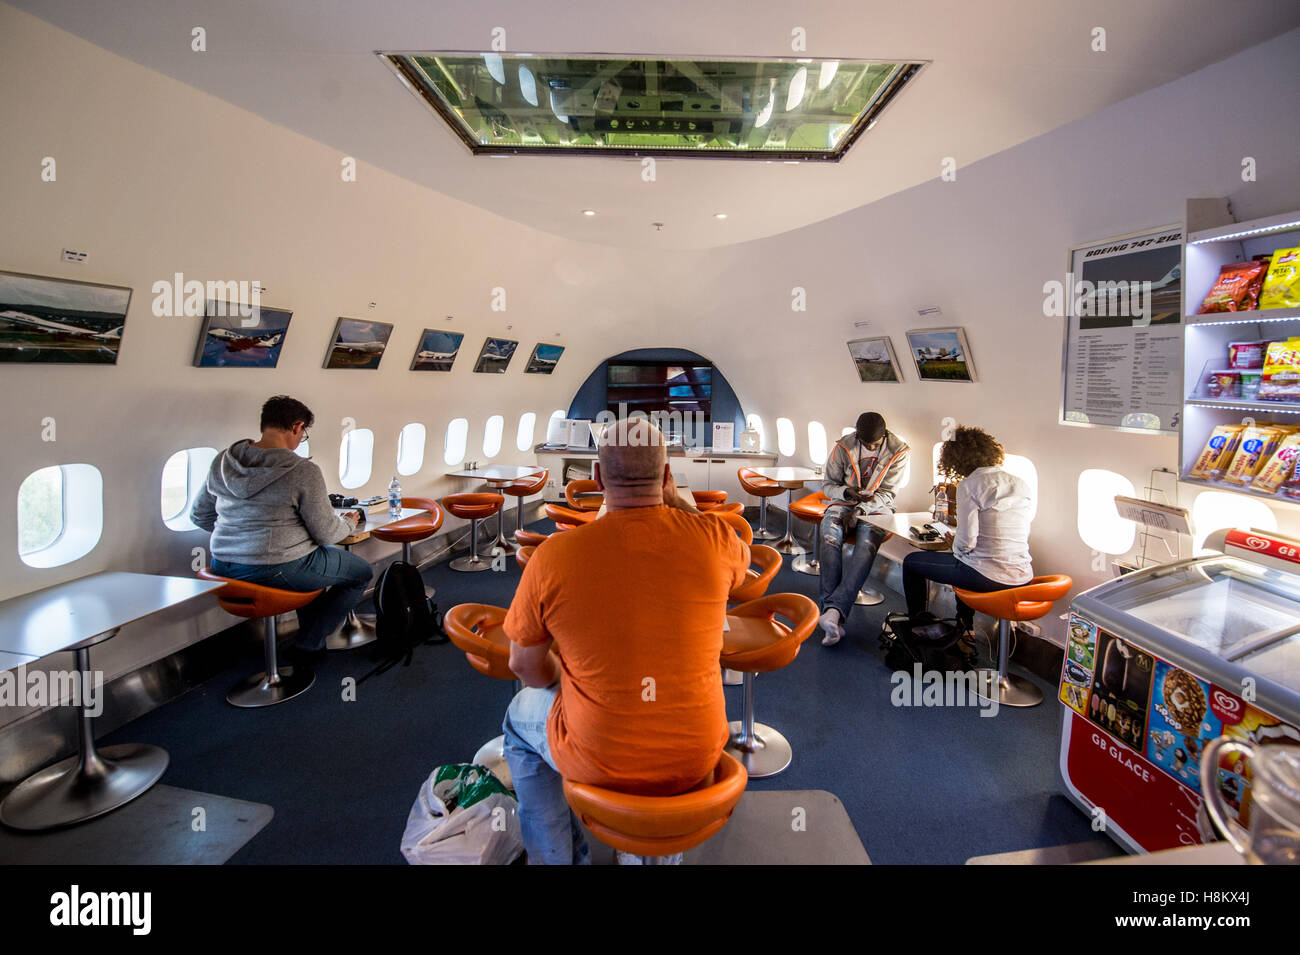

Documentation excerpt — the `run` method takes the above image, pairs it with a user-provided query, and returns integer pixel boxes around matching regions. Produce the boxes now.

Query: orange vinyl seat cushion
[443,603,514,681]
[691,490,728,507]
[953,574,1073,622]
[565,479,604,512]
[515,545,537,568]
[699,501,744,516]
[442,492,505,521]
[789,491,831,524]
[544,503,597,527]
[738,468,785,498]
[720,593,819,673]
[514,529,550,547]
[369,498,445,544]
[197,569,321,618]
[729,544,782,603]
[710,510,754,546]
[501,469,549,498]
[562,751,748,857]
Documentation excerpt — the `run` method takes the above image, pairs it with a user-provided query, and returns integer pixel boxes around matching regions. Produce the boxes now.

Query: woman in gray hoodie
[191,396,371,657]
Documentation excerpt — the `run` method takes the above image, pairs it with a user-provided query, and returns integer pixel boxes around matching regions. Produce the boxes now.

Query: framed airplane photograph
[323,317,393,370]
[472,336,518,374]
[906,327,976,382]
[409,329,464,371]
[524,342,564,374]
[193,301,293,368]
[0,270,132,365]
[846,336,903,383]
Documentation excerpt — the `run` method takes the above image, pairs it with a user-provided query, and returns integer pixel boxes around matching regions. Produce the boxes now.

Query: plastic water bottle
[388,476,401,516]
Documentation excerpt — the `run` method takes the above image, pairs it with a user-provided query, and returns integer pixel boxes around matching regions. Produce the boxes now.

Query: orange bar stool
[730,546,782,604]
[369,497,445,565]
[710,509,754,546]
[544,503,597,530]
[721,593,818,777]
[789,491,831,577]
[515,545,537,568]
[500,469,549,544]
[563,751,748,864]
[738,467,785,541]
[198,569,321,708]
[443,493,506,572]
[565,479,604,512]
[445,603,518,787]
[515,529,550,547]
[953,575,1073,708]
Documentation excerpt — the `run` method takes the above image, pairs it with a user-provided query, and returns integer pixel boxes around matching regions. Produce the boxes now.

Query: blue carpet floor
[100,516,1113,864]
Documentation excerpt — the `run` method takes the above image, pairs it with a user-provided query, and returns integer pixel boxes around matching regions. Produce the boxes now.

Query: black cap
[856,412,886,444]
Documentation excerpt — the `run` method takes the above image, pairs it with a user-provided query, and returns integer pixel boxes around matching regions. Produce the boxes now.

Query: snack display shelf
[1177,472,1300,507]
[1185,397,1300,415]
[1184,306,1300,326]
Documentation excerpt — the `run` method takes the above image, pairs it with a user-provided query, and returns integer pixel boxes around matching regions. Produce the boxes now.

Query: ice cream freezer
[1058,528,1300,853]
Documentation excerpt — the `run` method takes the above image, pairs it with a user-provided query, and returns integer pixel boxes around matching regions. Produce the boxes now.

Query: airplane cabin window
[18,464,103,568]
[932,441,944,485]
[444,417,469,466]
[776,417,796,457]
[808,421,828,465]
[295,439,310,459]
[483,414,504,458]
[18,466,64,557]
[162,447,218,531]
[516,412,537,452]
[339,428,375,490]
[1002,453,1038,520]
[397,423,426,476]
[1191,491,1278,555]
[1077,469,1136,555]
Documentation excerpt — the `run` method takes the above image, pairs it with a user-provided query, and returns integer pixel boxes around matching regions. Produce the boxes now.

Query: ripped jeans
[819,504,890,622]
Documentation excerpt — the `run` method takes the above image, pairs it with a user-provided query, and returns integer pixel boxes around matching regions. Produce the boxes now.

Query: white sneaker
[615,851,644,865]
[819,608,844,646]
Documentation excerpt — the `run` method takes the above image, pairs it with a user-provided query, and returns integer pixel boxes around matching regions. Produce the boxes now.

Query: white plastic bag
[400,764,523,865]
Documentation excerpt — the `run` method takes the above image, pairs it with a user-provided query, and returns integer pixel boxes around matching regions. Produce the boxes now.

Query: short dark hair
[938,426,1004,479]
[260,395,314,432]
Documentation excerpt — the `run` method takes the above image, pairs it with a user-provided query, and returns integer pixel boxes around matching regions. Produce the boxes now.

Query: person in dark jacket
[817,412,909,646]
[191,395,370,658]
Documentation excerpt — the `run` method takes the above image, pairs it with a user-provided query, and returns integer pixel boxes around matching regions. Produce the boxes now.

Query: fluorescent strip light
[1189,221,1300,245]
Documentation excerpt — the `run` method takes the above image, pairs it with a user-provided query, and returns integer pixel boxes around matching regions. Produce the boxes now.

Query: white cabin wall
[2,1,1299,711]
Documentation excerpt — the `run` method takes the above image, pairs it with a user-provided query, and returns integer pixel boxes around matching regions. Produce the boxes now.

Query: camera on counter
[329,494,359,508]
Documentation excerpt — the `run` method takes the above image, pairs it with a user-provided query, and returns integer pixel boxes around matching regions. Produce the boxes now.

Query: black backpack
[359,560,447,682]
[879,611,973,672]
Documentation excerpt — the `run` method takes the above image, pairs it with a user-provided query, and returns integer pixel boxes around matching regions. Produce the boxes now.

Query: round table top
[448,465,545,483]
[749,466,820,484]
[862,511,954,551]
[334,506,426,545]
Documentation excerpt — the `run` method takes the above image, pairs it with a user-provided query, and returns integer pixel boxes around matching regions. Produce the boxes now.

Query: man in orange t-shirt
[502,417,749,864]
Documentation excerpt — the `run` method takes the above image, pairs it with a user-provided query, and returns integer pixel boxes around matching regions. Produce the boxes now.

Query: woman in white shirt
[901,426,1034,633]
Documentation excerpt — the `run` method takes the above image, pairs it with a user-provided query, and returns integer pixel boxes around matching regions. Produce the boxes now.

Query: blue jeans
[819,504,890,622]
[210,545,372,651]
[901,550,1010,630]
[502,687,591,865]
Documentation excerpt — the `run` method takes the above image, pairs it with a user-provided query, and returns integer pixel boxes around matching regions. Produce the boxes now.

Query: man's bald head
[597,417,667,497]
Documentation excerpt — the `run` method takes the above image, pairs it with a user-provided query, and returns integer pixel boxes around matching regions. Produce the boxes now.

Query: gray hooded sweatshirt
[190,439,350,565]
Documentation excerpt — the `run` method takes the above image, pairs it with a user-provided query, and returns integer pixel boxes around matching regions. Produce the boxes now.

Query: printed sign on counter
[712,421,734,453]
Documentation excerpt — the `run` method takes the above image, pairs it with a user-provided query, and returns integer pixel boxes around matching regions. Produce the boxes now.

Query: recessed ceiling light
[582,209,596,216]
[714,213,727,219]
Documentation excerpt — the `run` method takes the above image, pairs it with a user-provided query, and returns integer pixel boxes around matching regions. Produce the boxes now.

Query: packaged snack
[1189,424,1245,479]
[1205,371,1241,398]
[1241,371,1263,400]
[1223,426,1283,485]
[1229,341,1268,369]
[1199,260,1270,313]
[1252,433,1300,494]
[1260,248,1300,310]
[1259,338,1300,402]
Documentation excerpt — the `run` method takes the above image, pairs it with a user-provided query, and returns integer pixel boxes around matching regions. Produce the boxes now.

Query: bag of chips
[1189,424,1245,479]
[1259,338,1300,402]
[1198,260,1270,313]
[1252,433,1300,494]
[1260,248,1300,310]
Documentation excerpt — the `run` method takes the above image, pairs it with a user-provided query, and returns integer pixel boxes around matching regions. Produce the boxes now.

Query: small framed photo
[846,337,903,383]
[323,317,393,369]
[409,330,464,371]
[194,301,293,368]
[905,327,976,383]
[524,342,564,374]
[0,270,132,365]
[473,336,518,374]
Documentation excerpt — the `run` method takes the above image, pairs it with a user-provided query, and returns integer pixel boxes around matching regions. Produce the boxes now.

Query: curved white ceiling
[10,0,1299,249]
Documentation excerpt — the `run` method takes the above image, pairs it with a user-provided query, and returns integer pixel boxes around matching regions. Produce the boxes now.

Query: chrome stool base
[773,536,803,555]
[227,666,315,708]
[725,721,792,779]
[855,588,885,606]
[327,612,377,650]
[450,555,495,572]
[792,556,820,576]
[975,671,1043,708]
